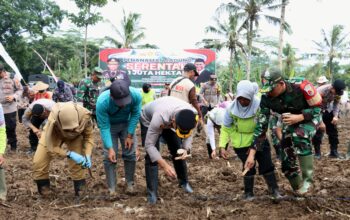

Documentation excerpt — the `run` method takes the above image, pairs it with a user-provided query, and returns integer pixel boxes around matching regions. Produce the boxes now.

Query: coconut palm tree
[104,11,146,48]
[197,13,246,92]
[282,43,297,78]
[217,0,291,80]
[312,25,350,82]
[278,0,289,71]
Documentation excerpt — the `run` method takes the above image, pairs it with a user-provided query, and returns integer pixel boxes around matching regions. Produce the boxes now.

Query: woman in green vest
[219,80,281,200]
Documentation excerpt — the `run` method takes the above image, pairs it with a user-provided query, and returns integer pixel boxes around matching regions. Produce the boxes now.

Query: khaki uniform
[33,103,94,180]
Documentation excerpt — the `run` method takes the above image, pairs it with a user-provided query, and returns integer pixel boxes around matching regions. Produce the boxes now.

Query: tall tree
[217,0,291,80]
[197,13,246,92]
[69,0,118,77]
[312,25,350,82]
[282,43,297,78]
[0,0,64,76]
[104,11,147,48]
[278,0,289,70]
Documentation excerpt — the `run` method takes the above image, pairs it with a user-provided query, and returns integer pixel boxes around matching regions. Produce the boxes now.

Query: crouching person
[140,96,198,204]
[219,80,281,200]
[32,102,94,197]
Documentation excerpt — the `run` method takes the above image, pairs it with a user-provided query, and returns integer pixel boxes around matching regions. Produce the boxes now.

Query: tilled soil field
[0,116,349,220]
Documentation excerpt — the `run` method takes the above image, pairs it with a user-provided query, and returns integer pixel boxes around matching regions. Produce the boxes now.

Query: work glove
[67,151,85,165]
[82,155,92,169]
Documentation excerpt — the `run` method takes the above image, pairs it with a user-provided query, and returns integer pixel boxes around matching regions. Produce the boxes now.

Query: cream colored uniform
[33,103,94,180]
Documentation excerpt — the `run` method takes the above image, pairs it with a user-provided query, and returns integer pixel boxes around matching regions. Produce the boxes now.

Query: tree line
[0,0,349,89]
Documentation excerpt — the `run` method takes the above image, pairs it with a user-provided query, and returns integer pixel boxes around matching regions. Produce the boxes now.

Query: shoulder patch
[300,80,322,106]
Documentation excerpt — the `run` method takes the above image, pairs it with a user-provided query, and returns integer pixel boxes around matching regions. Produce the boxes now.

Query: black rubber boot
[263,171,282,199]
[73,179,86,197]
[145,162,158,204]
[206,143,213,159]
[10,142,17,151]
[243,176,254,201]
[35,179,51,196]
[314,144,321,159]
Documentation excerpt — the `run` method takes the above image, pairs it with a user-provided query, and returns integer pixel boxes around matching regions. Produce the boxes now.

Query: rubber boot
[329,143,340,158]
[298,155,314,194]
[73,179,86,197]
[35,179,51,196]
[206,143,213,159]
[103,161,117,194]
[145,161,158,204]
[124,160,136,194]
[179,181,193,193]
[287,174,303,191]
[243,176,254,200]
[0,168,7,201]
[263,171,282,199]
[173,158,193,193]
[10,142,17,151]
[314,144,321,160]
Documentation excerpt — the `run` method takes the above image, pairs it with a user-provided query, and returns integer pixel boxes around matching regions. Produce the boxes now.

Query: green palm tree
[197,13,246,92]
[217,0,291,80]
[312,25,350,82]
[104,10,146,48]
[282,43,297,78]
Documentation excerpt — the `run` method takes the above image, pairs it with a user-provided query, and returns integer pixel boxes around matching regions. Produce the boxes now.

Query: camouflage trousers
[280,120,319,178]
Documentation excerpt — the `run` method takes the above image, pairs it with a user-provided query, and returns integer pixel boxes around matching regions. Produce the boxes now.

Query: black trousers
[4,111,17,149]
[140,121,148,147]
[18,109,26,123]
[29,116,46,151]
[234,140,275,177]
[143,127,189,184]
[312,111,339,152]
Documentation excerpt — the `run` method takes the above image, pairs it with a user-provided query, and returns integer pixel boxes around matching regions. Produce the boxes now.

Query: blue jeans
[103,122,137,192]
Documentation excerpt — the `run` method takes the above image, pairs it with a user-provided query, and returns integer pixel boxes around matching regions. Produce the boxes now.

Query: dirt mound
[0,117,349,219]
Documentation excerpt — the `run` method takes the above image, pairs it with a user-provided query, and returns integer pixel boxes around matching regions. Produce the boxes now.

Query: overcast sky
[56,0,350,64]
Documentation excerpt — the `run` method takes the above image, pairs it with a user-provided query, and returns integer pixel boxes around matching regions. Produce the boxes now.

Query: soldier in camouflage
[76,67,105,121]
[245,68,322,195]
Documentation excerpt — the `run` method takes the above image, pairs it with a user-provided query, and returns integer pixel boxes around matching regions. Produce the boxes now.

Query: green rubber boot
[287,174,303,191]
[298,155,314,194]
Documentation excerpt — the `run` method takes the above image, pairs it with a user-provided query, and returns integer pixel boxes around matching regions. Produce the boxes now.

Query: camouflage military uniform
[76,77,105,117]
[268,112,282,159]
[253,77,322,192]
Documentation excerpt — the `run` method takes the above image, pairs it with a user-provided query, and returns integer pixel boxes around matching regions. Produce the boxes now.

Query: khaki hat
[33,81,49,91]
[58,103,79,130]
[317,76,328,84]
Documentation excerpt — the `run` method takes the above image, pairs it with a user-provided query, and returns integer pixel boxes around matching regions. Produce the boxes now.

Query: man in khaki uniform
[32,102,94,196]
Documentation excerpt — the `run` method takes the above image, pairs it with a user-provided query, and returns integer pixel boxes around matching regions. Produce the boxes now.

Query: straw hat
[32,81,49,91]
[317,76,329,84]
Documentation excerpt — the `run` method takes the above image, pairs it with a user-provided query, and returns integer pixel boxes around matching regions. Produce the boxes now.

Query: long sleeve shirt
[140,96,197,162]
[317,84,341,117]
[39,103,94,157]
[22,99,56,127]
[252,81,321,150]
[96,87,142,149]
[0,77,23,114]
